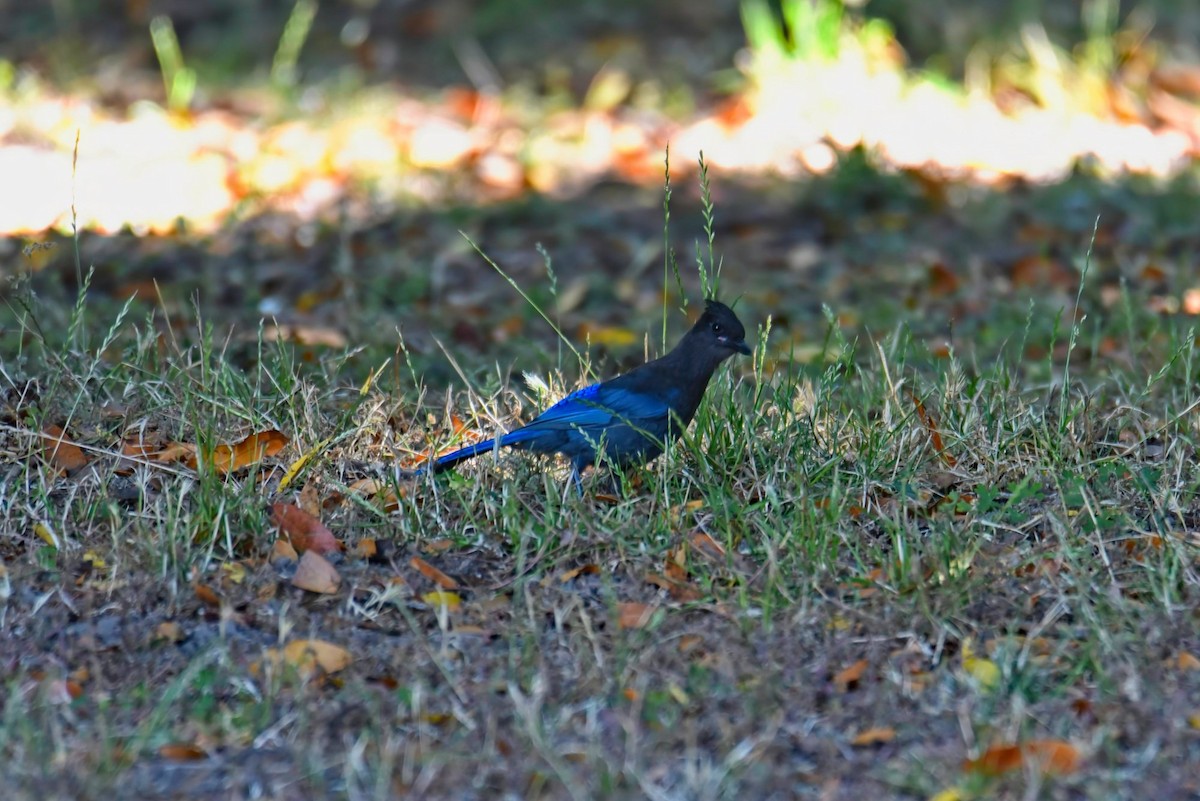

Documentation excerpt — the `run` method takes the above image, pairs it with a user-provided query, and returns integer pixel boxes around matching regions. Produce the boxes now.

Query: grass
[3,167,1200,801]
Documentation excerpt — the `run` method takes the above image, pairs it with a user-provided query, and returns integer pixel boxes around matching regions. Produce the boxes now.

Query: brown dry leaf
[410,556,458,589]
[151,442,198,465]
[851,727,896,746]
[1010,255,1074,290]
[927,262,960,296]
[270,501,342,554]
[297,481,322,516]
[650,572,703,602]
[909,390,958,467]
[291,550,341,594]
[116,429,167,474]
[965,740,1081,777]
[688,530,727,559]
[154,621,185,643]
[354,538,378,560]
[41,425,89,473]
[664,546,688,583]
[159,743,208,761]
[617,601,655,629]
[192,429,288,474]
[834,659,869,692]
[559,563,600,582]
[194,582,221,608]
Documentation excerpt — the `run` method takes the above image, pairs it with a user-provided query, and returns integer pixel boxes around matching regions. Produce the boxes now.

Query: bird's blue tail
[432,438,499,471]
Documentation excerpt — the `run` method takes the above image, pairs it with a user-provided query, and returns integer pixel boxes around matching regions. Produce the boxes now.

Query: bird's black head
[694,299,752,358]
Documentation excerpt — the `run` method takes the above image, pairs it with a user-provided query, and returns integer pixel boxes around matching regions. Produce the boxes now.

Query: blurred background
[2,0,1199,234]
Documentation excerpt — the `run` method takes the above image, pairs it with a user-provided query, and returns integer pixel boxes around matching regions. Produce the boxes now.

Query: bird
[423,299,751,487]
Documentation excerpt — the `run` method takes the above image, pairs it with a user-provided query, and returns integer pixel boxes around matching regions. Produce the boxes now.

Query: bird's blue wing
[514,383,672,433]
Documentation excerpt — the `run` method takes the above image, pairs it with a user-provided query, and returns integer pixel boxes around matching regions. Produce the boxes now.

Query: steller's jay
[425,299,751,486]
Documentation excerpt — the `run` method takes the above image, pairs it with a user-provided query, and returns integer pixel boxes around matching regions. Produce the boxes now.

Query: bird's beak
[721,336,752,355]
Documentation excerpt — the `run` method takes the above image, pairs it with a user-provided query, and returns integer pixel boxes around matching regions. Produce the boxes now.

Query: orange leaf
[263,639,352,680]
[194,583,221,608]
[291,550,341,594]
[272,538,299,562]
[270,502,342,554]
[196,429,288,474]
[965,740,1080,777]
[410,556,458,589]
[1176,652,1200,672]
[41,425,89,473]
[151,442,198,465]
[688,530,726,559]
[852,727,896,746]
[354,538,378,560]
[159,743,207,761]
[644,572,702,602]
[834,659,869,692]
[559,563,600,582]
[617,601,655,629]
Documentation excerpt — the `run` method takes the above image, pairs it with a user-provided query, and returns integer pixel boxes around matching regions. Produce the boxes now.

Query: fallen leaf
[264,639,352,680]
[272,538,299,562]
[41,425,89,473]
[155,621,185,643]
[192,429,288,474]
[617,601,655,629]
[963,656,1001,689]
[194,583,221,607]
[910,390,957,467]
[270,502,342,554]
[159,743,207,761]
[927,261,960,296]
[688,530,726,559]
[1176,652,1200,672]
[291,550,341,594]
[834,659,868,692]
[644,572,703,602]
[34,523,59,548]
[411,556,458,589]
[851,726,896,746]
[559,563,600,582]
[965,740,1081,777]
[578,323,638,348]
[422,590,461,610]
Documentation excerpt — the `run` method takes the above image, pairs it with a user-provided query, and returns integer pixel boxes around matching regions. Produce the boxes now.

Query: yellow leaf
[963,657,1000,689]
[583,325,638,348]
[1188,713,1200,730]
[35,523,58,548]
[929,788,966,801]
[279,639,351,677]
[221,561,247,584]
[423,591,461,610]
[82,550,106,570]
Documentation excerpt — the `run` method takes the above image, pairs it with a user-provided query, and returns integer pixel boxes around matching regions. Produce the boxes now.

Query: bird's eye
[712,323,723,334]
